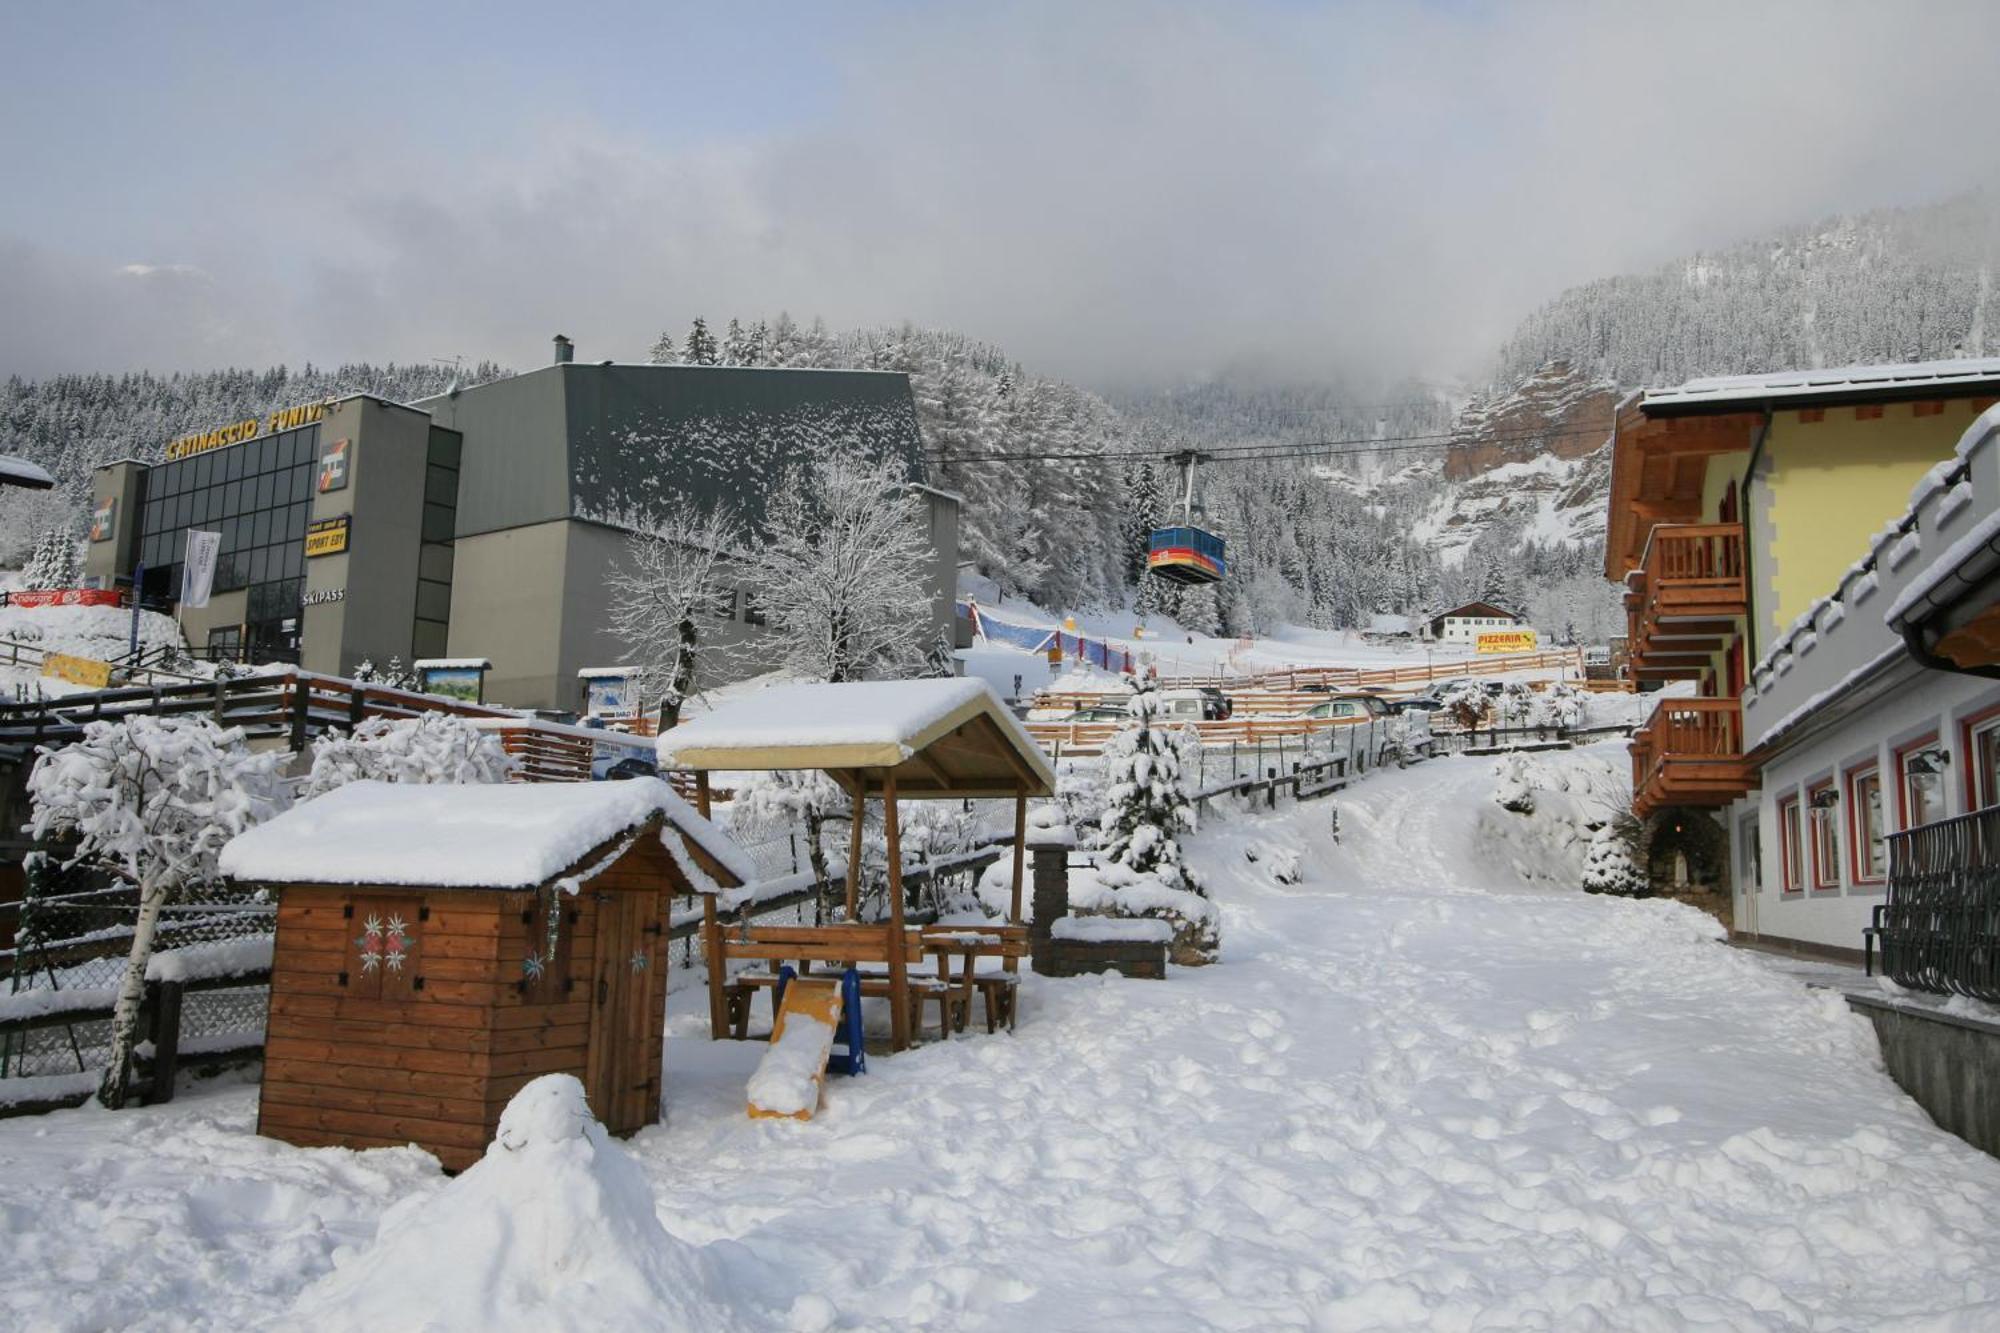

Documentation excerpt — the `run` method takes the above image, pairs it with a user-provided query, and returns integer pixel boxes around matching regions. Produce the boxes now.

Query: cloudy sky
[4,0,1998,389]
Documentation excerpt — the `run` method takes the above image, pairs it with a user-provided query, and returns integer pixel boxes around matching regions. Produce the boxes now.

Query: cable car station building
[85,339,960,710]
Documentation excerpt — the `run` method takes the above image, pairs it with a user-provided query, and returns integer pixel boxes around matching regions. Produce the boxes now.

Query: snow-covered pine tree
[721,318,748,366]
[1095,672,1218,964]
[604,504,744,726]
[647,331,675,365]
[27,716,290,1107]
[1583,820,1647,896]
[299,713,517,801]
[682,318,719,366]
[18,524,80,590]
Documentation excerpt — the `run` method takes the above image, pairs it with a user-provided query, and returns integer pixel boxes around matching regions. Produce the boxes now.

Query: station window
[137,424,318,599]
[1898,735,1946,831]
[1968,714,2000,813]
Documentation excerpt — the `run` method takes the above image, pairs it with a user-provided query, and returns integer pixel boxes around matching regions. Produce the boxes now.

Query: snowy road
[4,744,2000,1329]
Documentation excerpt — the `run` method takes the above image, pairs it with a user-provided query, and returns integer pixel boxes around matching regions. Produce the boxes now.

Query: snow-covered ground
[5,744,1997,1330]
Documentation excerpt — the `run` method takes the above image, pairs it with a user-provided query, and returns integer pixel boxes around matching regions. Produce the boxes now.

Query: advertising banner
[583,673,636,717]
[42,652,113,689]
[89,497,116,543]
[8,589,121,609]
[1476,630,1539,655]
[181,529,222,608]
[416,664,485,703]
[317,437,350,493]
[306,515,351,558]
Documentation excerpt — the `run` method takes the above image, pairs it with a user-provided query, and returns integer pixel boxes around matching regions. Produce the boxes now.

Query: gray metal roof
[416,362,925,538]
[1642,358,2000,417]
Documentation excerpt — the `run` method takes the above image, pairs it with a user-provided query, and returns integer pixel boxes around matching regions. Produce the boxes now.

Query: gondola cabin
[1147,525,1227,585]
[218,777,751,1170]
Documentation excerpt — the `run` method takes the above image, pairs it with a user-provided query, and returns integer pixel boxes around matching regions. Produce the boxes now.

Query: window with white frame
[1808,781,1841,889]
[1900,739,1946,831]
[1779,796,1803,893]
[1973,716,2000,813]
[1848,766,1885,883]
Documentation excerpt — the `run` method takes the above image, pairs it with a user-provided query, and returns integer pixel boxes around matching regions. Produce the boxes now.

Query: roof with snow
[1431,602,1521,623]
[1642,358,2000,417]
[217,777,752,890]
[658,678,1055,799]
[0,454,54,490]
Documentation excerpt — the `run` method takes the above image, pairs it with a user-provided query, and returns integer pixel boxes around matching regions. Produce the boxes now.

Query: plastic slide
[746,977,843,1121]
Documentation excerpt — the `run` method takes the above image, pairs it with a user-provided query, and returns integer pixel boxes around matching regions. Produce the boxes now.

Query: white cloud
[5,1,2000,387]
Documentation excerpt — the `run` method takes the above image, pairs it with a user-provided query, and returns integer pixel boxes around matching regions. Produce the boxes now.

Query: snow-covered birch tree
[27,716,289,1107]
[746,452,934,683]
[605,504,745,725]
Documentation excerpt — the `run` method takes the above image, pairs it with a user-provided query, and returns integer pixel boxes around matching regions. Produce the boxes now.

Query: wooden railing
[1630,696,1749,815]
[1627,523,1746,675]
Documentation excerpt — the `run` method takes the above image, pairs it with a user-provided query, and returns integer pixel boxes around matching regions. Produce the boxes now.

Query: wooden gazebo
[659,678,1056,1051]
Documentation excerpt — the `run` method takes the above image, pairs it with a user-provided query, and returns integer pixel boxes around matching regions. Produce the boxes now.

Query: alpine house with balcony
[1606,358,2000,960]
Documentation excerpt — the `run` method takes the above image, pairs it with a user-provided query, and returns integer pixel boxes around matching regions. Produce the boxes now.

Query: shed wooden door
[584,890,664,1134]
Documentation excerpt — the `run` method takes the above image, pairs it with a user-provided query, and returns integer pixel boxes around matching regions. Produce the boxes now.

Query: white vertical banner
[181,529,222,609]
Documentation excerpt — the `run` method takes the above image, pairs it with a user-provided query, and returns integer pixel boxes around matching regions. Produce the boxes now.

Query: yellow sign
[305,515,351,558]
[42,652,113,689]
[165,399,335,461]
[1476,630,1539,655]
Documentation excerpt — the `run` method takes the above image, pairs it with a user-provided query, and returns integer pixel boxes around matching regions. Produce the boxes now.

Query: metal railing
[1869,804,2000,1003]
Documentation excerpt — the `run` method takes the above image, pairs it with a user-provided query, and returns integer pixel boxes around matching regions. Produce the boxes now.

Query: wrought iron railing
[1869,804,2000,1002]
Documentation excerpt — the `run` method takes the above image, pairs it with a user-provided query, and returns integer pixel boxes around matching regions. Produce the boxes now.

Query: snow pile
[1051,915,1173,943]
[747,1013,836,1117]
[220,778,746,889]
[1477,746,1629,886]
[290,1075,743,1332]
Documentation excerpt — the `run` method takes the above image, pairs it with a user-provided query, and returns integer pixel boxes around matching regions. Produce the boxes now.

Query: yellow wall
[1760,401,1982,646]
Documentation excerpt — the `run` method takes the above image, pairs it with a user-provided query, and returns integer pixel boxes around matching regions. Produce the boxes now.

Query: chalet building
[83,336,961,712]
[1425,602,1525,644]
[1607,358,2000,960]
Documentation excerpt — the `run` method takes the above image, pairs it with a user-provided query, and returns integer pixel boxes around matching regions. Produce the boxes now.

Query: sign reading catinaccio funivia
[164,400,336,461]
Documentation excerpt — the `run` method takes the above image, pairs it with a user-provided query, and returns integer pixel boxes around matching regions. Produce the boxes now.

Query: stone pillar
[1027,815,1075,977]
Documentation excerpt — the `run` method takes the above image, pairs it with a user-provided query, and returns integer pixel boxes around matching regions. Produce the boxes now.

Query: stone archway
[1639,807,1731,898]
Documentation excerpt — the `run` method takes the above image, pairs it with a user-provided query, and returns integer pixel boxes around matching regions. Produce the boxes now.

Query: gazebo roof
[658,678,1055,798]
[218,777,752,890]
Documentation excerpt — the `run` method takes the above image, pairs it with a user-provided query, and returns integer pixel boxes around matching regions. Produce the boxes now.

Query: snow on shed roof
[218,777,753,889]
[1642,358,2000,414]
[658,678,1055,797]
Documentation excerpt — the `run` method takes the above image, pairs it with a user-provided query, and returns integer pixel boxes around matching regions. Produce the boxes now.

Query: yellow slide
[747,978,843,1121]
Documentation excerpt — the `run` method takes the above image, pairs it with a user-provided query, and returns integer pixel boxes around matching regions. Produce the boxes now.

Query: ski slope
[2,746,1998,1329]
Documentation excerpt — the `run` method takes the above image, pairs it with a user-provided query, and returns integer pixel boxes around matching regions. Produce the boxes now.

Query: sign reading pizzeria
[305,515,351,558]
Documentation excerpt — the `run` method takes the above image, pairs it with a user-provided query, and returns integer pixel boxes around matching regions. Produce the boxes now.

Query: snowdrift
[288,1075,745,1332]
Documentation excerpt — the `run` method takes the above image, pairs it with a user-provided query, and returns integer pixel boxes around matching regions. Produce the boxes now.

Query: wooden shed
[218,777,750,1170]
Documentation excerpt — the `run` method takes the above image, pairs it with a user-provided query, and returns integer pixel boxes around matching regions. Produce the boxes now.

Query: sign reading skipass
[1476,630,1539,655]
[164,400,335,461]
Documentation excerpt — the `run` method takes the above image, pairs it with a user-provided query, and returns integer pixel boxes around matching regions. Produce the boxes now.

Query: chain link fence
[1,860,273,1083]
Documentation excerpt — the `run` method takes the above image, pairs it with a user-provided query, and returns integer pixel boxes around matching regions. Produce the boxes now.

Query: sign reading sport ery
[1475,629,1539,654]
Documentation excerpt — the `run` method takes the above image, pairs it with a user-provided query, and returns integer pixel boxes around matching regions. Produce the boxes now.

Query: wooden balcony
[1630,696,1755,819]
[1626,523,1746,680]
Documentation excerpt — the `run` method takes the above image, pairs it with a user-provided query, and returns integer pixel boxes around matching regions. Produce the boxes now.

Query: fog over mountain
[4,2,2000,388]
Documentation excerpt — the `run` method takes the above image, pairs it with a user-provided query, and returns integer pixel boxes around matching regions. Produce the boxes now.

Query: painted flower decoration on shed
[356,913,415,974]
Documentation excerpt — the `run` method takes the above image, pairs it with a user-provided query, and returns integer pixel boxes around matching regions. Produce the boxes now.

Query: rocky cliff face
[1404,361,1618,564]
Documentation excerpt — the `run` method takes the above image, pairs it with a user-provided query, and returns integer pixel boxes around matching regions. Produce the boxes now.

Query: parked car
[1198,687,1233,720]
[1303,692,1429,764]
[1064,705,1131,723]
[1301,693,1395,722]
[596,755,658,781]
[1156,687,1230,722]
[1392,696,1445,714]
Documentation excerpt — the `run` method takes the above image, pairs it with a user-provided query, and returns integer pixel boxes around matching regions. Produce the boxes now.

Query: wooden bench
[707,922,964,1044]
[921,924,1030,1034]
